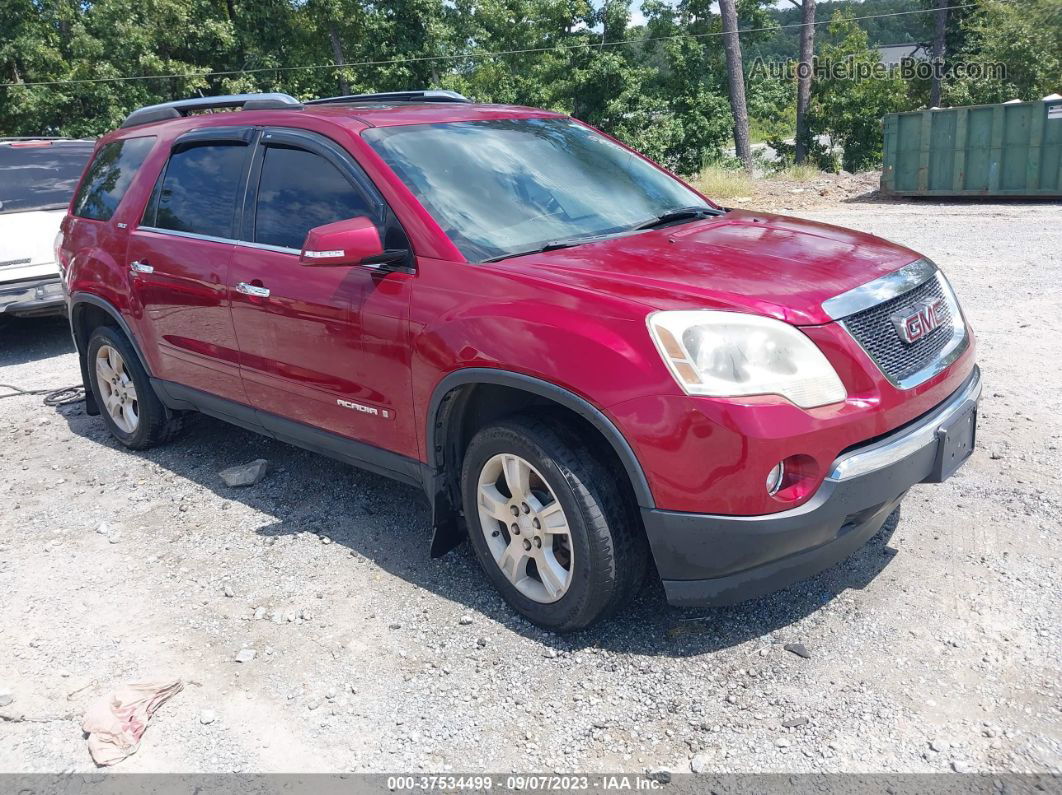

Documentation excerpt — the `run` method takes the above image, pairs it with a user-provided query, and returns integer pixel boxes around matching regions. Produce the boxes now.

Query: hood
[0,208,64,284]
[497,210,923,326]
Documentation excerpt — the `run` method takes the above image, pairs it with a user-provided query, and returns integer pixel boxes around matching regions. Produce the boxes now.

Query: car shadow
[841,190,1062,206]
[52,390,900,659]
[0,315,74,367]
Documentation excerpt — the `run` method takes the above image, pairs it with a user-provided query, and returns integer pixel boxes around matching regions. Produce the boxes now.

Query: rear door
[228,128,417,459]
[127,127,254,407]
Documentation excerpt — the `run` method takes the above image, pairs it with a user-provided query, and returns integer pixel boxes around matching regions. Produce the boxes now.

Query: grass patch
[770,163,825,182]
[691,164,755,200]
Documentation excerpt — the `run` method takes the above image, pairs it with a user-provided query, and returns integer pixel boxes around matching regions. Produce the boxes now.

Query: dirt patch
[724,171,885,212]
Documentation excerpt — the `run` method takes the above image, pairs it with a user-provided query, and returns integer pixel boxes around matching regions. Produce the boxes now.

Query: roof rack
[305,90,471,106]
[121,93,302,129]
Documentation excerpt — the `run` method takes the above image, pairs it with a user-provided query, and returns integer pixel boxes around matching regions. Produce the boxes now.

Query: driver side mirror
[300,216,409,270]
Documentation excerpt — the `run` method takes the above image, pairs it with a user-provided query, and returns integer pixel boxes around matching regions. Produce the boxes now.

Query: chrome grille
[842,275,958,384]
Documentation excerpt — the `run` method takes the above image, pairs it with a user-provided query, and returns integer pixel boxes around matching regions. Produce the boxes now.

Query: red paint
[63,101,976,517]
[126,229,248,406]
[301,216,383,266]
[228,244,415,453]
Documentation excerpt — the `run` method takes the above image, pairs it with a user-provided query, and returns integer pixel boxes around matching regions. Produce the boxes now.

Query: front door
[228,129,417,459]
[128,129,254,406]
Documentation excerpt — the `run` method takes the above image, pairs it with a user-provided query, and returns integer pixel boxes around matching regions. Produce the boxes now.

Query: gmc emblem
[891,298,945,344]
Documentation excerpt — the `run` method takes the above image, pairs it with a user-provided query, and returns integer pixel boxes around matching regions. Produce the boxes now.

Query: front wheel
[461,414,648,632]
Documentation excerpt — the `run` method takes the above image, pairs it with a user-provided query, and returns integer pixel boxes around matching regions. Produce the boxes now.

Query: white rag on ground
[81,679,183,766]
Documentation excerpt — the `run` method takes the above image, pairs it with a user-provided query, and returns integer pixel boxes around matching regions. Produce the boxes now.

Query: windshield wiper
[482,210,723,263]
[482,235,610,263]
[633,206,724,231]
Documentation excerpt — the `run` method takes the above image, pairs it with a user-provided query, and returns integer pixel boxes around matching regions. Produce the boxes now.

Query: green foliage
[805,11,908,172]
[943,0,1062,106]
[764,133,838,173]
[743,0,930,63]
[746,70,794,144]
[0,0,1055,175]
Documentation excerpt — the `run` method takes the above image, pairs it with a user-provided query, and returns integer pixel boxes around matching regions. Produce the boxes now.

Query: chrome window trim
[238,240,301,256]
[828,366,981,482]
[822,257,938,321]
[137,226,300,256]
[841,271,969,390]
[138,226,235,246]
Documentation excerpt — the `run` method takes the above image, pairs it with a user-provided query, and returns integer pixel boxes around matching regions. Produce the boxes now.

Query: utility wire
[1,3,977,90]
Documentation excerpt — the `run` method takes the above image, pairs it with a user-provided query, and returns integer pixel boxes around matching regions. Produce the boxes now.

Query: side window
[254,145,373,250]
[72,136,156,221]
[150,143,249,239]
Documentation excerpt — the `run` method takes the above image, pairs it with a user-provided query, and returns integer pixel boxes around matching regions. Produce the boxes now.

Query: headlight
[647,310,847,408]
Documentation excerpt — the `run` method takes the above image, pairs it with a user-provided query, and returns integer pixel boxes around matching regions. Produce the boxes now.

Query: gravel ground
[0,199,1059,775]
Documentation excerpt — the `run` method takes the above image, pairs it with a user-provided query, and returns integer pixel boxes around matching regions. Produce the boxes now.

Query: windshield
[363,118,712,263]
[0,141,95,214]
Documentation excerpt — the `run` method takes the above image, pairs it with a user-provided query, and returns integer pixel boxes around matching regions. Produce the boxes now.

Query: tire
[86,325,183,449]
[461,412,648,632]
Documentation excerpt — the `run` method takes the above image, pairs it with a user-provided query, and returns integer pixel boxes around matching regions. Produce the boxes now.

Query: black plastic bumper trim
[644,367,981,607]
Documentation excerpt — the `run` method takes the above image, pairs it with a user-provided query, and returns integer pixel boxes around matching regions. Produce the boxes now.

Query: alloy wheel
[476,453,574,603]
[95,344,139,434]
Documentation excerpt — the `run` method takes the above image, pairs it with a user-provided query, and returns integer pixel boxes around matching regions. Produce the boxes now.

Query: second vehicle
[1,137,94,318]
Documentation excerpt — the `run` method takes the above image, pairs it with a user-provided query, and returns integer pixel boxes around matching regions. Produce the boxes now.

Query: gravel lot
[0,199,1059,775]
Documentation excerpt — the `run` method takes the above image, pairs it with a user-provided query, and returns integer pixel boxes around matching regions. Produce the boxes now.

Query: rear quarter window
[72,136,156,221]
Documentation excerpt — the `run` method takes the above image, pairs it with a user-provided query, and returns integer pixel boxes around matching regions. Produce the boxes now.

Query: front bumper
[0,275,65,316]
[643,366,982,607]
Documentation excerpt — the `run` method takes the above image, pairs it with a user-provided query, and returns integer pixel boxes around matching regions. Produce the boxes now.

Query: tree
[807,11,907,172]
[4,0,1052,173]
[929,0,946,107]
[943,0,1062,106]
[787,0,815,164]
[717,0,751,171]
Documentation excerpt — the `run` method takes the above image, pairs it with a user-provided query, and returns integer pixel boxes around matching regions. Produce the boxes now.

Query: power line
[1,3,977,90]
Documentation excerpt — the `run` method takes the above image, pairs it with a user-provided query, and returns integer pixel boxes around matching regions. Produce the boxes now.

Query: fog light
[766,461,785,495]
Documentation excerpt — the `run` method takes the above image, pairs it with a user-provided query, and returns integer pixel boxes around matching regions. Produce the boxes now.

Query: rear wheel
[86,326,182,449]
[462,413,648,632]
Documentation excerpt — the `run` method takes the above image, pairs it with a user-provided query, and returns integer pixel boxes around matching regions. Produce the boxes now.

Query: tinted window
[152,143,248,238]
[69,137,154,220]
[363,118,709,262]
[254,146,372,250]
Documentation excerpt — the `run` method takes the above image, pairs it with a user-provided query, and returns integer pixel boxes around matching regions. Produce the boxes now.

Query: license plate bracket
[926,402,977,483]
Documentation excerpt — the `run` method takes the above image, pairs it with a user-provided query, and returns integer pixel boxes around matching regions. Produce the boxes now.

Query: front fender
[411,267,676,415]
[410,259,680,516]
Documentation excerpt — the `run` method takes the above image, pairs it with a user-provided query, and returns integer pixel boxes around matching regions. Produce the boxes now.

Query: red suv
[60,91,979,631]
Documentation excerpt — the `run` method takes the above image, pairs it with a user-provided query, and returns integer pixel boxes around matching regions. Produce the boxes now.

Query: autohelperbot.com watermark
[749,56,1007,83]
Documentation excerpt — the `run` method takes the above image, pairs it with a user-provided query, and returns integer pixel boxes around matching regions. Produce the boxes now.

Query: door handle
[130,260,154,274]
[236,282,270,298]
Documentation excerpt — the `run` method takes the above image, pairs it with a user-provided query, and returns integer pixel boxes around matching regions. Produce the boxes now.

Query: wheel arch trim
[425,368,655,509]
[69,292,152,376]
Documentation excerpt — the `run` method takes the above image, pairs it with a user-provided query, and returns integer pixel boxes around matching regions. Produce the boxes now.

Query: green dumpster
[881,98,1062,197]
